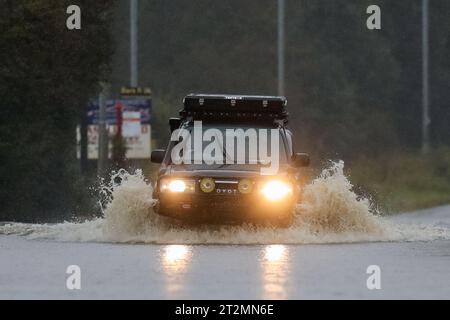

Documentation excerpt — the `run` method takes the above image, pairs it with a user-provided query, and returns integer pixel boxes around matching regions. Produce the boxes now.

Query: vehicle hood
[162,165,291,178]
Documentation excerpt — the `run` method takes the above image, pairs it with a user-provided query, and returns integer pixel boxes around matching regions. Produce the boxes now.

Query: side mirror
[291,153,310,168]
[169,118,181,132]
[151,149,166,163]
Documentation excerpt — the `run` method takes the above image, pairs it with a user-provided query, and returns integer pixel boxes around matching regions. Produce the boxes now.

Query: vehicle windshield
[168,123,288,170]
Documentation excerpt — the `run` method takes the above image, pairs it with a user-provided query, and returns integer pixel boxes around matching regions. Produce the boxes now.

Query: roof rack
[180,94,288,122]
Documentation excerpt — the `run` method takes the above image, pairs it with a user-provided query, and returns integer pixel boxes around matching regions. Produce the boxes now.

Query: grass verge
[349,147,450,213]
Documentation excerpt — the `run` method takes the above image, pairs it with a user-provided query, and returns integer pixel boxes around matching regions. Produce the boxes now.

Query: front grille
[213,179,240,195]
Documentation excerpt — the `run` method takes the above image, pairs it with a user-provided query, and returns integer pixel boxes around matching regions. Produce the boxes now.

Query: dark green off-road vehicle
[151,94,309,227]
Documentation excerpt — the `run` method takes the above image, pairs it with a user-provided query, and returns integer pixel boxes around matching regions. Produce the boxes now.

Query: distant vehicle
[151,94,310,227]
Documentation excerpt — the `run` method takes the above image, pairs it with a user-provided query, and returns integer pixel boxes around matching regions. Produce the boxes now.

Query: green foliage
[0,0,114,221]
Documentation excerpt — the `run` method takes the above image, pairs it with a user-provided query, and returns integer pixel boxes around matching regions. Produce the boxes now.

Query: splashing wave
[1,162,448,244]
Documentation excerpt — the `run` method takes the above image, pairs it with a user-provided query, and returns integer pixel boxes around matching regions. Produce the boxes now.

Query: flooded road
[2,164,449,299]
[1,205,450,299]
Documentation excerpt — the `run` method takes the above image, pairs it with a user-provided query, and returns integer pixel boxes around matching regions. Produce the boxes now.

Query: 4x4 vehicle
[151,94,309,227]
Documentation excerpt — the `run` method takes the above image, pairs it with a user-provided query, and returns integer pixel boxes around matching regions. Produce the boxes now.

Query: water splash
[0,162,448,244]
[296,161,383,234]
[100,169,158,242]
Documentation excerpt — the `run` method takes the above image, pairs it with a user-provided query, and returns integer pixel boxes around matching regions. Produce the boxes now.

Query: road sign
[77,98,152,159]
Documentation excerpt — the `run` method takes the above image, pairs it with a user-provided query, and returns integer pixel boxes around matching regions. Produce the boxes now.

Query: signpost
[97,83,109,176]
[77,97,152,160]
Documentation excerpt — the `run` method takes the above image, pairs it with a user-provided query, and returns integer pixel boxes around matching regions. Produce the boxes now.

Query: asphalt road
[1,205,449,299]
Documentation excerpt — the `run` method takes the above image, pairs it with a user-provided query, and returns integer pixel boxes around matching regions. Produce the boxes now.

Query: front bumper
[154,193,295,224]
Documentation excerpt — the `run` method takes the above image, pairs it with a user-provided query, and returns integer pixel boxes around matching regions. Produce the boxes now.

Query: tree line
[109,0,450,157]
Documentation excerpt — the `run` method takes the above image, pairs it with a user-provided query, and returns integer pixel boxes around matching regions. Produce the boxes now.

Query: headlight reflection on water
[264,244,287,262]
[163,245,191,266]
[160,245,193,297]
[160,244,290,299]
[261,245,290,299]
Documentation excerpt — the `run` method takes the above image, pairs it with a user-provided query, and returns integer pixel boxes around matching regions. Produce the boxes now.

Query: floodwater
[1,162,449,299]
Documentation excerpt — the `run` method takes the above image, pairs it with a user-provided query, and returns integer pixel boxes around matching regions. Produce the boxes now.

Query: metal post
[79,103,88,174]
[97,84,108,177]
[277,0,285,96]
[421,0,430,154]
[130,0,138,87]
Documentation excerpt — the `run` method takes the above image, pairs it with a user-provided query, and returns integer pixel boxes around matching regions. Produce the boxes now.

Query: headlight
[160,179,195,193]
[260,180,292,201]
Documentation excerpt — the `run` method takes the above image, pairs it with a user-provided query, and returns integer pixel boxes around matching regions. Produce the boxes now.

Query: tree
[0,0,114,221]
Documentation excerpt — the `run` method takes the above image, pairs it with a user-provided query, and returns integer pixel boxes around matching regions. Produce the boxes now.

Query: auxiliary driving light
[200,177,215,193]
[160,179,195,193]
[238,179,253,194]
[260,180,292,201]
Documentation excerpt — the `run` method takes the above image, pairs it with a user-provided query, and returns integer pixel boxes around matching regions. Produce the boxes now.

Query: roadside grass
[349,147,450,214]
